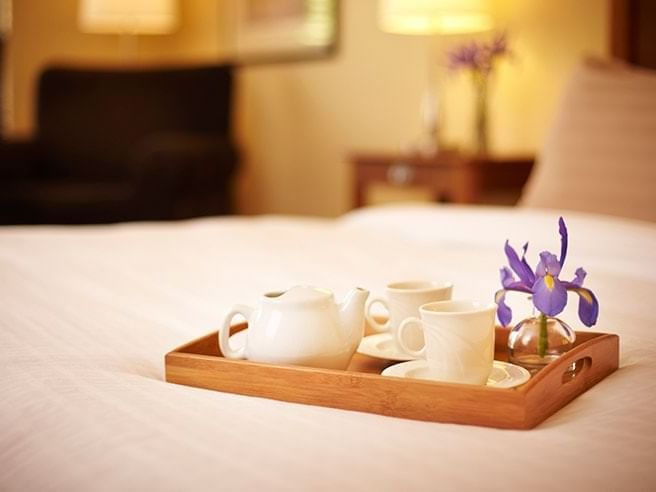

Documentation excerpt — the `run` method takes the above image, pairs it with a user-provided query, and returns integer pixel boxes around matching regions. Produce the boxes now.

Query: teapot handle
[218,304,253,359]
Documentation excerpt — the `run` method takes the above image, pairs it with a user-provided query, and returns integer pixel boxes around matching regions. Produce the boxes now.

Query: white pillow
[521,59,656,223]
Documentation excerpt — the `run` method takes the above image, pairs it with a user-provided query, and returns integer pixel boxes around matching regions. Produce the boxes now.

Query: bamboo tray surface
[165,323,619,429]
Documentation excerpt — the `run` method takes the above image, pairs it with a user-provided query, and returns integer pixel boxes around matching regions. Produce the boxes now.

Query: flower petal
[520,242,535,285]
[504,240,535,286]
[558,217,568,267]
[536,251,562,277]
[500,267,532,291]
[494,289,513,326]
[574,288,599,327]
[500,266,515,288]
[571,267,587,287]
[563,284,599,327]
[532,275,568,316]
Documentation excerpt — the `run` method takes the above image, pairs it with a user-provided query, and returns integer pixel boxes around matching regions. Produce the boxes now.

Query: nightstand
[351,150,534,208]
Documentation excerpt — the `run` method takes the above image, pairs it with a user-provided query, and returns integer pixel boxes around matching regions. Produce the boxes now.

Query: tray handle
[523,333,619,425]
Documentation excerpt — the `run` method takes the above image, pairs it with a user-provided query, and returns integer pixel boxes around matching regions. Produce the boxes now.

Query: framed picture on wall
[233,0,339,64]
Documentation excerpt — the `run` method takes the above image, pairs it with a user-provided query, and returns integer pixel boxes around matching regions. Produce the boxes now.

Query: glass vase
[473,71,489,154]
[507,314,576,372]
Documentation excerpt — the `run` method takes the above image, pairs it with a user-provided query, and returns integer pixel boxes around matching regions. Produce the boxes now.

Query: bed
[1,204,655,491]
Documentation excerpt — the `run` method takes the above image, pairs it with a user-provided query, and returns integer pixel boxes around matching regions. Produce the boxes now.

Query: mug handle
[218,304,253,359]
[396,317,426,358]
[365,297,391,332]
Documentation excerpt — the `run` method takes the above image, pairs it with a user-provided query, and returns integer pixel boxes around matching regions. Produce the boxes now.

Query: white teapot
[218,286,369,370]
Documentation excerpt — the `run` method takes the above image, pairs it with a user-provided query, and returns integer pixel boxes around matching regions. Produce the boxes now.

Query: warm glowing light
[378,0,493,35]
[79,0,178,35]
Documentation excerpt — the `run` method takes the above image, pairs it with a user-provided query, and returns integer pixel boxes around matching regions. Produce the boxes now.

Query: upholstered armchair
[0,64,239,224]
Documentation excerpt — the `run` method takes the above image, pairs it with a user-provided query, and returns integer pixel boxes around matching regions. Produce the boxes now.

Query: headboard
[610,0,656,69]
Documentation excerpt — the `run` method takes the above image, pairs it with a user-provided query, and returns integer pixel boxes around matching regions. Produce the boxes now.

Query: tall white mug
[396,300,496,385]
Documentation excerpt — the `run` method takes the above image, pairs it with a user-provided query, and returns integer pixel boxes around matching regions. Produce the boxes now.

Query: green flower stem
[472,70,489,154]
[538,313,549,358]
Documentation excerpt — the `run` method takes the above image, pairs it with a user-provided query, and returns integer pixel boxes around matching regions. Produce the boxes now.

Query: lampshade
[378,0,493,35]
[79,0,178,35]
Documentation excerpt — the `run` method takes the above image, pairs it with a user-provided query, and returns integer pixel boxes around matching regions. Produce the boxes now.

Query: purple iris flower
[448,42,482,71]
[446,32,510,75]
[495,217,599,327]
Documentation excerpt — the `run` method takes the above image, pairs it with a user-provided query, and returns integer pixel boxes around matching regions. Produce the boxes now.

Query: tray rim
[166,325,616,394]
[165,324,619,429]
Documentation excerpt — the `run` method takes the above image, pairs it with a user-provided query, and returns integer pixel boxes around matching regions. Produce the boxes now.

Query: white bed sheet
[1,204,655,491]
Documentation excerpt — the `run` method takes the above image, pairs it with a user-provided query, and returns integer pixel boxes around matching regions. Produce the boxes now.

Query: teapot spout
[338,287,369,352]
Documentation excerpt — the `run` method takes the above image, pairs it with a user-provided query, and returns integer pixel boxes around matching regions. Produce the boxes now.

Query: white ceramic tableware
[381,360,531,389]
[357,332,417,362]
[218,286,369,370]
[364,280,453,353]
[396,300,496,385]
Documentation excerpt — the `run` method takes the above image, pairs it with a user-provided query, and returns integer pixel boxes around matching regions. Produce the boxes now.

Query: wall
[4,0,609,216]
[235,0,609,215]
[490,0,609,154]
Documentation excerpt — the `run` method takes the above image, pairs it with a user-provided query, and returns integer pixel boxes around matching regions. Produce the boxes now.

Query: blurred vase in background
[447,32,510,154]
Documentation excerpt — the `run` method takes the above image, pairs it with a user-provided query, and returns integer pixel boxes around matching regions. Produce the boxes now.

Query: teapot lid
[263,285,332,304]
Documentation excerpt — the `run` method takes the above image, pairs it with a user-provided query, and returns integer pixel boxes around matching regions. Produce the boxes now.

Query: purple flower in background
[495,217,599,327]
[488,33,508,57]
[447,32,510,76]
[448,42,480,70]
[447,32,511,153]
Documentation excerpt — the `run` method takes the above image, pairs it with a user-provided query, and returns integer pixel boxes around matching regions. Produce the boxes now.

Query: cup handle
[396,317,426,358]
[218,304,253,359]
[365,297,391,332]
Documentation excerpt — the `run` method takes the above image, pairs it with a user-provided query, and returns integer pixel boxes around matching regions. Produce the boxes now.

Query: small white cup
[396,300,496,385]
[365,280,453,354]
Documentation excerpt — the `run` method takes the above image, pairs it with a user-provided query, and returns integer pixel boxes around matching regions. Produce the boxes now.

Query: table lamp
[78,0,179,58]
[378,0,493,155]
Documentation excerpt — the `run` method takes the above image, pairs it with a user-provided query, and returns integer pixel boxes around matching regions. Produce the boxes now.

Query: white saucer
[357,333,417,362]
[381,360,531,388]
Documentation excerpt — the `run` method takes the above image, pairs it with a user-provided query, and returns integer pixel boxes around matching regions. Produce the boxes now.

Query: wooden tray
[165,323,619,429]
